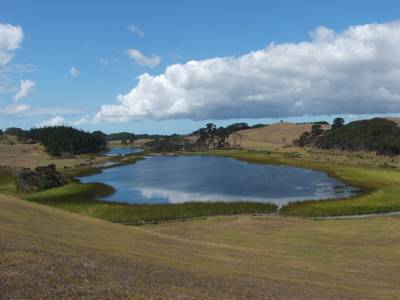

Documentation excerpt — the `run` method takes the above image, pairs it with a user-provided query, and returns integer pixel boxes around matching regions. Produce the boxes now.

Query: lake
[104,147,143,157]
[79,155,357,205]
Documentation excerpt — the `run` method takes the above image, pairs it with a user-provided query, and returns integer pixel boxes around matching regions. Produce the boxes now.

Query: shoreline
[3,146,400,223]
[195,149,400,217]
[73,148,400,220]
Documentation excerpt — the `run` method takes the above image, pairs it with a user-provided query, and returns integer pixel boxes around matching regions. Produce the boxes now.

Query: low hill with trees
[231,122,330,147]
[18,126,107,156]
[144,122,266,152]
[106,132,136,143]
[5,127,23,136]
[297,118,400,156]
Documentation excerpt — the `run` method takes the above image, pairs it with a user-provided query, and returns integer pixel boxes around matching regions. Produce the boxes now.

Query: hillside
[2,194,400,299]
[386,117,400,125]
[229,122,330,148]
[314,118,400,156]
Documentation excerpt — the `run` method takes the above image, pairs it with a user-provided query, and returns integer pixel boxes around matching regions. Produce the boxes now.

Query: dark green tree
[205,123,216,135]
[216,127,230,148]
[311,124,324,136]
[296,132,312,146]
[205,123,217,147]
[332,117,345,130]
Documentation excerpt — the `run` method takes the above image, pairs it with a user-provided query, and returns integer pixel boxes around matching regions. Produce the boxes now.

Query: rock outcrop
[15,164,67,192]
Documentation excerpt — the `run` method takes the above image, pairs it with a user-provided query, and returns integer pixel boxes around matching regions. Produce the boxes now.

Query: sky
[1,0,400,134]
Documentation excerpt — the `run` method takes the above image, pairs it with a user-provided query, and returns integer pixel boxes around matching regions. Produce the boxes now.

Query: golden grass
[1,194,400,299]
[2,137,400,297]
[0,135,110,170]
[229,122,330,146]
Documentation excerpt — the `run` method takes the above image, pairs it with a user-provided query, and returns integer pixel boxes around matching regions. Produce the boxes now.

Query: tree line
[144,122,267,152]
[194,122,265,149]
[17,126,107,156]
[296,118,400,156]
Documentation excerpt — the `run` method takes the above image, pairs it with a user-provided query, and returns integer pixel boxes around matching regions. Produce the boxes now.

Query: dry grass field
[1,194,400,299]
[2,125,400,299]
[229,122,330,148]
[0,135,108,170]
[225,121,400,169]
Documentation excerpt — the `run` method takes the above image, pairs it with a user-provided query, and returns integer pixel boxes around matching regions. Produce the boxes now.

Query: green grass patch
[24,182,277,224]
[0,168,15,193]
[280,186,400,217]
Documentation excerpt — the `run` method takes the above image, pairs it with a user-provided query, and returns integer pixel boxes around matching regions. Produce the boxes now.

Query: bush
[15,164,67,192]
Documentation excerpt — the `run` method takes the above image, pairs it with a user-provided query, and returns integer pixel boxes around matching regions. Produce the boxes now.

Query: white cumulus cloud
[14,79,35,101]
[0,104,29,115]
[0,23,34,116]
[126,49,161,68]
[92,22,400,123]
[128,25,144,37]
[0,23,23,68]
[39,116,67,127]
[69,67,80,78]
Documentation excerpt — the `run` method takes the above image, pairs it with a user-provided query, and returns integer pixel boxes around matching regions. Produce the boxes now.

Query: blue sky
[1,0,400,134]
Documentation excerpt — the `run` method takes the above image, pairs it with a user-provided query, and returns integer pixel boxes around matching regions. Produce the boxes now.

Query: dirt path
[312,211,400,220]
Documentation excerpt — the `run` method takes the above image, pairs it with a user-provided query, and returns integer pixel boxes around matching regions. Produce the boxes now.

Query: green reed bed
[24,182,277,224]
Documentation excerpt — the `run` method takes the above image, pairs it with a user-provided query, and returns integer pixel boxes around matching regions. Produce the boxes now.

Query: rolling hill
[229,122,330,148]
[1,194,400,299]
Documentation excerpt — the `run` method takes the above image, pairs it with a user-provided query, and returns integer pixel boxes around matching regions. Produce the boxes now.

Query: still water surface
[79,155,357,205]
[104,147,143,156]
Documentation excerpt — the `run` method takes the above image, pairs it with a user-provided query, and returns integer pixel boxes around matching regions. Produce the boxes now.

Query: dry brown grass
[1,194,400,299]
[229,122,330,147]
[0,135,109,170]
[385,117,400,125]
[227,129,400,170]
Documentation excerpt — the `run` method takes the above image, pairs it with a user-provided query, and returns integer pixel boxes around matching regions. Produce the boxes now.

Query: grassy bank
[199,150,400,217]
[1,151,276,224]
[0,168,14,194]
[24,182,277,224]
[19,151,277,224]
